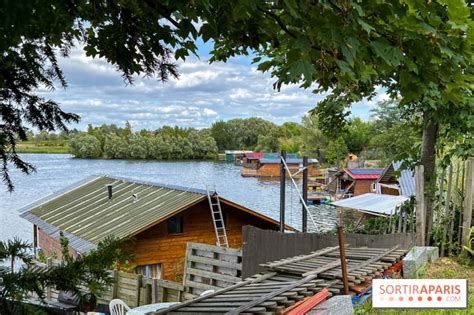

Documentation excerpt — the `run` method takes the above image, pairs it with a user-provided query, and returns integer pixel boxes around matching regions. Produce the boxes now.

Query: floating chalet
[19,176,283,281]
[326,168,384,197]
[240,153,319,178]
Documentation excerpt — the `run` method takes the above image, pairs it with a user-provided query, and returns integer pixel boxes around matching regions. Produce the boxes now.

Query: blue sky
[38,41,386,131]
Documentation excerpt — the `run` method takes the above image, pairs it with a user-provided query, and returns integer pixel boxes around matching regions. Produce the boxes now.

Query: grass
[354,257,474,314]
[16,140,69,154]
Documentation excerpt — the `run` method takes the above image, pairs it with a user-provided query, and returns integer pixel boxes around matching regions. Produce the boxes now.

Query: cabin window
[168,216,184,234]
[136,263,162,279]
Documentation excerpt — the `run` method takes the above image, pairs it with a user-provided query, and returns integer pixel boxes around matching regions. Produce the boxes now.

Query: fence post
[415,165,426,246]
[112,270,119,298]
[136,274,142,306]
[151,278,158,303]
[441,164,453,256]
[461,158,473,247]
[46,258,52,300]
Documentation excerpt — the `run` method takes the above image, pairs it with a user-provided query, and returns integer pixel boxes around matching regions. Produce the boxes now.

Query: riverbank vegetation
[21,100,421,166]
[68,122,218,160]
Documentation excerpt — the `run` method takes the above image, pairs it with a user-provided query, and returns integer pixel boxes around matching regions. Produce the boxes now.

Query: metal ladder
[206,186,229,247]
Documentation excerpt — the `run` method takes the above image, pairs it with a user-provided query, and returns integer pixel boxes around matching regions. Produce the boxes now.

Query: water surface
[0,154,338,243]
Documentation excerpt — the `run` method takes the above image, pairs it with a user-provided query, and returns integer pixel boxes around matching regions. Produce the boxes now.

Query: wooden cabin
[224,150,253,162]
[19,176,282,281]
[240,153,319,178]
[375,161,415,197]
[327,168,384,197]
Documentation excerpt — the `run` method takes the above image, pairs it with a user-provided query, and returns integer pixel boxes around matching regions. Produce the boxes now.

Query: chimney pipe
[107,184,113,200]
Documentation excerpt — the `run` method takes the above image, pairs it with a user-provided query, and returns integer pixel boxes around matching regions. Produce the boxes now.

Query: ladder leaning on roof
[206,186,229,247]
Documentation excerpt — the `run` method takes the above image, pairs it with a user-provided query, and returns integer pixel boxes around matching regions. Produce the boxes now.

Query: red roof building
[328,168,384,197]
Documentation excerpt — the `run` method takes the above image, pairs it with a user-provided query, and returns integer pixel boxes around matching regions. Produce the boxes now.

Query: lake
[0,154,338,243]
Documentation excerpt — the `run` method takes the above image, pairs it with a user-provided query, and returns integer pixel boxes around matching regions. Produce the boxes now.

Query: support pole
[302,156,308,232]
[337,209,349,295]
[33,224,38,258]
[280,150,287,232]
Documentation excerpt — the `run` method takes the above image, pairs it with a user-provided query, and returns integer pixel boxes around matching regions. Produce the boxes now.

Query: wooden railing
[183,242,242,299]
[32,260,184,308]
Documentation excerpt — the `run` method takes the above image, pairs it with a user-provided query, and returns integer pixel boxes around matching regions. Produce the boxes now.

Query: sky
[39,40,387,131]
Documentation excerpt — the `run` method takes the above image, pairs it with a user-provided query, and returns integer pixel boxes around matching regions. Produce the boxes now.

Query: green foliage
[0,236,132,314]
[69,123,218,160]
[3,0,472,193]
[210,118,279,151]
[323,137,349,165]
[255,133,280,152]
[369,100,421,164]
[69,135,103,158]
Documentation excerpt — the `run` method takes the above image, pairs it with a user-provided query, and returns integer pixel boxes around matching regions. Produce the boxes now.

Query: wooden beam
[441,164,453,256]
[261,246,340,268]
[415,165,425,246]
[461,158,473,247]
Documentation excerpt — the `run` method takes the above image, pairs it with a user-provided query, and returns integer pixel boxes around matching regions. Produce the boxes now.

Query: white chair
[109,299,131,315]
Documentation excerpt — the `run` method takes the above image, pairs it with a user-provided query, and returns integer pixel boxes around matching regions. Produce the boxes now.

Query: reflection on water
[0,154,338,242]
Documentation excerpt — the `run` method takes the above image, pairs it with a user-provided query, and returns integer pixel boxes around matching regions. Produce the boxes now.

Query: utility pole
[280,150,287,232]
[302,156,308,232]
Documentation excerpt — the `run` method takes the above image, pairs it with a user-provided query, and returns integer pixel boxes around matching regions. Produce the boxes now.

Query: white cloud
[39,46,377,130]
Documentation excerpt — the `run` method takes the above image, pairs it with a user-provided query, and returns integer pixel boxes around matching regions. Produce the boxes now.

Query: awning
[331,193,409,217]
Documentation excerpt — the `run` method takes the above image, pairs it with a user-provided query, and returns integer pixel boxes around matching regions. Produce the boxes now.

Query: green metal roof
[20,176,207,251]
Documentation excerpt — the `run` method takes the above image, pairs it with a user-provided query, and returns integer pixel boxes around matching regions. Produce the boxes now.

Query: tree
[1,238,32,273]
[127,135,149,159]
[210,120,237,151]
[2,1,472,244]
[0,236,132,314]
[255,133,280,152]
[202,1,473,244]
[103,135,129,159]
[342,118,372,155]
[68,135,102,159]
[369,100,421,163]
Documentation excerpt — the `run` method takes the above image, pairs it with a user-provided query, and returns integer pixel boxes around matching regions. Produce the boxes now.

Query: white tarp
[332,193,409,217]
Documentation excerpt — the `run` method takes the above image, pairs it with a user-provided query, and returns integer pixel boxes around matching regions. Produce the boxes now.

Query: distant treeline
[68,123,218,159]
[23,100,420,164]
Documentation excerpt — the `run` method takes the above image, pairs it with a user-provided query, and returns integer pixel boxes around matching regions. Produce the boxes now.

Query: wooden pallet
[152,245,407,314]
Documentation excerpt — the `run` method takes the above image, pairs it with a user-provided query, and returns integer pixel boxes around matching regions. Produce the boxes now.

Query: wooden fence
[417,157,474,254]
[37,260,184,308]
[241,225,415,278]
[182,242,242,299]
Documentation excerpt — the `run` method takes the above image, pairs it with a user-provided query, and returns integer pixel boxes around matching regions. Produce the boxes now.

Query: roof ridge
[100,175,209,195]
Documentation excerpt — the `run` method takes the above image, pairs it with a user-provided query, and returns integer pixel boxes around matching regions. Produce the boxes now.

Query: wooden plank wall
[183,242,242,299]
[242,226,415,278]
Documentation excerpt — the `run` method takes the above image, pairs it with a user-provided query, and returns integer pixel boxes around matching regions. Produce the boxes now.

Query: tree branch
[257,7,298,39]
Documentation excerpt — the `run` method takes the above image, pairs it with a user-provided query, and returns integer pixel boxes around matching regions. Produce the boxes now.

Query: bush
[68,135,102,158]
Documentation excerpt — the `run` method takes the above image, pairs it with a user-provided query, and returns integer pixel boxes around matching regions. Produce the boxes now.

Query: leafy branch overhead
[1,0,473,191]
